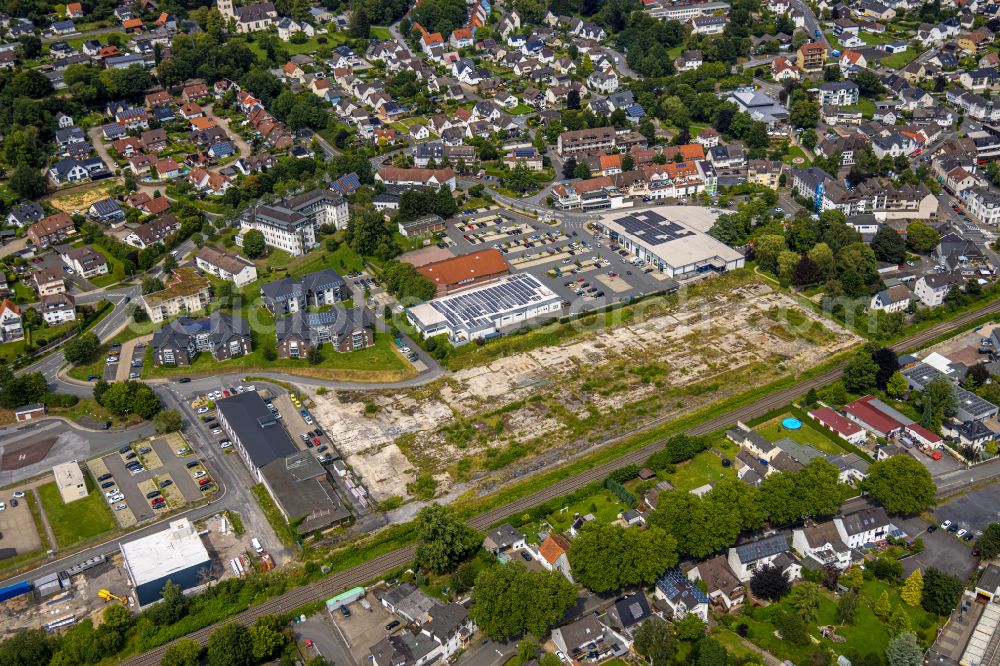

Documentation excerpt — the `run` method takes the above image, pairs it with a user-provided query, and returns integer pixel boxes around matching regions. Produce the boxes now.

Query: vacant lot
[47,179,121,214]
[311,275,860,502]
[37,477,116,548]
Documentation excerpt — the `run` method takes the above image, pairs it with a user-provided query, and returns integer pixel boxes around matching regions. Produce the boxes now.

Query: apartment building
[960,187,1000,226]
[195,247,258,287]
[557,126,617,156]
[237,189,349,256]
[796,41,828,71]
[142,268,212,323]
[27,212,76,248]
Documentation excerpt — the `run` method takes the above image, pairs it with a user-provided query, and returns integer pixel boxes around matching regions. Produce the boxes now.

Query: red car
[198,477,212,486]
[931,452,942,460]
[305,640,314,649]
[313,437,321,446]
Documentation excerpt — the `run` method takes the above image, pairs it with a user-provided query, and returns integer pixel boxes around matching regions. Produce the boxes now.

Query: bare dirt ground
[310,279,861,504]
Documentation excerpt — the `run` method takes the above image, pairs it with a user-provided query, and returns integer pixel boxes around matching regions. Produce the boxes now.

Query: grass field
[783,145,810,165]
[665,449,736,491]
[143,330,413,382]
[881,50,918,68]
[46,179,122,213]
[38,476,117,548]
[844,98,876,119]
[756,412,846,454]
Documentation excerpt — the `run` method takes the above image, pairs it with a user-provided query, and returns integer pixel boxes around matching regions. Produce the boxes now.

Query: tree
[0,629,54,666]
[102,604,133,632]
[835,589,859,624]
[242,229,266,258]
[901,569,923,607]
[349,6,371,37]
[539,654,562,666]
[133,385,162,419]
[886,371,908,399]
[307,345,323,365]
[141,277,165,295]
[64,333,100,364]
[9,163,48,200]
[978,523,1000,560]
[562,157,578,180]
[871,226,907,264]
[749,564,791,601]
[919,375,957,432]
[249,615,286,662]
[414,504,481,574]
[207,622,253,666]
[567,89,580,109]
[793,254,823,287]
[675,614,706,641]
[569,523,678,592]
[872,347,900,390]
[863,455,936,515]
[162,639,203,666]
[633,618,675,666]
[517,637,538,663]
[695,638,729,666]
[573,161,591,179]
[843,348,879,394]
[873,590,892,619]
[885,633,922,666]
[906,221,940,253]
[787,582,822,621]
[884,607,912,638]
[153,409,184,433]
[774,611,809,645]
[471,565,576,639]
[921,567,964,616]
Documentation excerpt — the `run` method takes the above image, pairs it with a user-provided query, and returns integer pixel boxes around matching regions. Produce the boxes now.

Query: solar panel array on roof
[614,209,696,245]
[426,273,554,332]
[733,534,788,563]
[656,568,710,603]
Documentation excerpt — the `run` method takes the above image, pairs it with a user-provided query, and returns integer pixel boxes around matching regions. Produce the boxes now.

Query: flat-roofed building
[215,391,297,481]
[53,460,86,503]
[416,248,510,296]
[260,450,351,535]
[407,273,563,345]
[595,207,744,279]
[120,518,211,606]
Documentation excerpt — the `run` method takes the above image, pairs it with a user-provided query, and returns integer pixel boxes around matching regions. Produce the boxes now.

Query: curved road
[121,298,1000,666]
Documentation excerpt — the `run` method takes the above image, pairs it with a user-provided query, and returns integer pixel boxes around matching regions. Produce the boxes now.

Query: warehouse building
[416,248,510,296]
[595,208,744,279]
[407,273,563,345]
[260,451,351,535]
[216,391,297,481]
[120,518,211,606]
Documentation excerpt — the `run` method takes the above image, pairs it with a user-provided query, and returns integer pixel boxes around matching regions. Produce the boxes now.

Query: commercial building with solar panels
[406,273,563,345]
[596,207,745,278]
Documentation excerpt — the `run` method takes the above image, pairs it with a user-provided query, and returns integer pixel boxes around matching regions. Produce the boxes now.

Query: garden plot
[310,281,860,502]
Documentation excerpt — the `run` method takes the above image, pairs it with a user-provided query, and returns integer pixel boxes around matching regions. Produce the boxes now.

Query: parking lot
[893,515,977,579]
[440,208,668,311]
[93,434,210,525]
[329,592,399,663]
[934,483,1000,537]
[273,393,335,460]
[0,492,40,559]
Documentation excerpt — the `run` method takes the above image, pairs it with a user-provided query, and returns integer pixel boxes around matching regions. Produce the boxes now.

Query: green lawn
[143,328,412,382]
[509,102,536,115]
[370,26,391,39]
[66,318,159,381]
[783,145,810,165]
[756,412,846,455]
[663,449,736,492]
[881,50,918,68]
[737,579,943,664]
[843,98,876,119]
[87,245,128,288]
[546,487,628,534]
[10,279,35,303]
[37,476,117,548]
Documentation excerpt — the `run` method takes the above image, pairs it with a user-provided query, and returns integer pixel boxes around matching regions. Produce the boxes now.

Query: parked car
[98,473,113,482]
[194,471,207,478]
[178,377,191,383]
[385,620,400,631]
[159,480,173,489]
[11,491,23,499]
[186,460,200,468]
[114,504,127,511]
[101,481,116,489]
[145,490,161,499]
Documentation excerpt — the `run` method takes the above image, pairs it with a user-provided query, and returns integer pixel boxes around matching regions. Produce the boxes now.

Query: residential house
[603,592,653,647]
[38,293,76,325]
[0,300,24,342]
[655,569,710,621]
[834,507,895,549]
[27,212,76,248]
[60,246,108,279]
[792,521,853,570]
[870,284,911,312]
[482,523,526,555]
[551,614,620,662]
[687,555,744,609]
[914,272,966,307]
[141,268,212,323]
[123,214,180,248]
[151,314,252,365]
[195,247,258,287]
[535,533,574,582]
[727,534,792,582]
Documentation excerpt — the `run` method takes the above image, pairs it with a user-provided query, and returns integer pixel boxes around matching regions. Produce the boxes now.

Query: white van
[251,537,263,553]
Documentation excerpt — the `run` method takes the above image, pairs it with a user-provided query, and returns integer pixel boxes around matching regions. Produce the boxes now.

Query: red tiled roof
[809,407,863,437]
[842,396,902,434]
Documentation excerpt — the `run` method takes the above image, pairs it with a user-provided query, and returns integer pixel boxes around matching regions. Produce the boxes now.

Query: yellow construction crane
[98,589,127,604]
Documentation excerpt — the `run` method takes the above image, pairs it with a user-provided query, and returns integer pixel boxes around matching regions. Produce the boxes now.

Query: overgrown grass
[251,484,300,548]
[37,475,116,548]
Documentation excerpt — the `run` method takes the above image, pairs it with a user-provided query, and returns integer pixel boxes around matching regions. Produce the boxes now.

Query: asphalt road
[119,296,1000,666]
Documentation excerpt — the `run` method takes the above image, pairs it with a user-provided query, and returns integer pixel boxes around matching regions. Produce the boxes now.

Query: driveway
[893,515,977,579]
[294,613,355,666]
[205,103,252,158]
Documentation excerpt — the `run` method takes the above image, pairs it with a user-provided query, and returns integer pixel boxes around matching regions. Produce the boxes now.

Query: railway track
[122,300,1000,666]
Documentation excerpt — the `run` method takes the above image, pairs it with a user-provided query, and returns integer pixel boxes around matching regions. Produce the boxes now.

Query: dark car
[101,481,116,489]
[138,447,151,454]
[314,427,324,436]
[948,524,959,533]
[317,445,328,453]
[125,452,137,460]
[118,446,131,454]
[98,473,113,482]
[964,533,975,541]
[340,606,351,617]
[199,483,214,492]
[178,377,191,383]
[10,499,17,508]
[145,490,161,499]
[159,480,173,489]
[186,460,200,468]
[927,524,937,533]
[520,551,532,561]
[385,620,400,631]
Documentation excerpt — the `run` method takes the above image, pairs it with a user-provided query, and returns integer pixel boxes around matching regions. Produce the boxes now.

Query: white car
[194,470,207,478]
[304,416,313,425]
[957,528,968,537]
[108,494,124,503]
[400,347,411,354]
[176,447,189,455]
[104,489,119,497]
[0,502,6,511]
[106,356,118,363]
[220,441,232,449]
[941,520,953,530]
[210,390,222,399]
[11,491,24,499]
[211,428,222,434]
[197,407,209,414]
[114,504,127,511]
